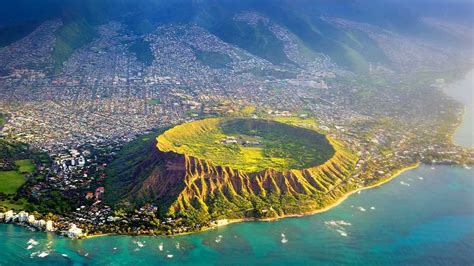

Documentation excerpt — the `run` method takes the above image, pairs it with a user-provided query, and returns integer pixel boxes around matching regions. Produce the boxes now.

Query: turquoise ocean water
[0,71,473,265]
[0,165,473,265]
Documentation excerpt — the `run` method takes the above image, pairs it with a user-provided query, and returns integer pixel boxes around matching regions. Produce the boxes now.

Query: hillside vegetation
[52,19,96,73]
[128,38,154,66]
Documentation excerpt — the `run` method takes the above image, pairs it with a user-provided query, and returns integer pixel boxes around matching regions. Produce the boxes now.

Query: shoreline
[213,163,421,228]
[79,163,421,239]
[442,67,473,148]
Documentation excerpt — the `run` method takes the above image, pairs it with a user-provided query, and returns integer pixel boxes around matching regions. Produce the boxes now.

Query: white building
[45,220,54,232]
[4,210,14,222]
[78,156,86,167]
[28,215,36,224]
[34,219,46,228]
[67,224,83,238]
[18,211,29,223]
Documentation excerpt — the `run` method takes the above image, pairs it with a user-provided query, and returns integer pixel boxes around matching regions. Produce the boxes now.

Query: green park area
[15,159,35,173]
[0,171,26,194]
[0,160,34,195]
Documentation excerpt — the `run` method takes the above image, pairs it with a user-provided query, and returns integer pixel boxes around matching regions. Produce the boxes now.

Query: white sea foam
[336,230,348,237]
[215,235,223,243]
[325,220,352,237]
[400,181,410,186]
[325,220,352,228]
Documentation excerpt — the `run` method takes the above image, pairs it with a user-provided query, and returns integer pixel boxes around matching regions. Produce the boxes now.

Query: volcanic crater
[106,118,357,220]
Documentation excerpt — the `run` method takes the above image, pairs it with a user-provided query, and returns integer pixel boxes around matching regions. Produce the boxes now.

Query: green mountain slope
[52,19,96,73]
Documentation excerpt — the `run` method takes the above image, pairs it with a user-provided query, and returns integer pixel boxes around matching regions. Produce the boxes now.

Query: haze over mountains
[1,0,473,74]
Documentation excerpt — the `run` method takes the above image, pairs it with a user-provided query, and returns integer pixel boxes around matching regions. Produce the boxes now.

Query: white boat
[37,252,49,258]
[27,239,39,246]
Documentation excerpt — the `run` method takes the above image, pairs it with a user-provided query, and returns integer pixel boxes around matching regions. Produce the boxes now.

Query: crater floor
[157,118,335,173]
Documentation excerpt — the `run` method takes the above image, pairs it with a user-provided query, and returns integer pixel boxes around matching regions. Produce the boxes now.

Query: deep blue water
[0,165,473,265]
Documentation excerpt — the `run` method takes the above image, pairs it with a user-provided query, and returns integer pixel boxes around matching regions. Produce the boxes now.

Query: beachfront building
[67,223,84,238]
[46,220,54,232]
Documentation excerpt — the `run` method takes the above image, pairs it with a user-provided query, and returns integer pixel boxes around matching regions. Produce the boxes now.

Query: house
[95,187,105,200]
[85,192,94,200]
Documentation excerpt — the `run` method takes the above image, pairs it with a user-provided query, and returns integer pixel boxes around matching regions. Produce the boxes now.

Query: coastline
[46,68,473,239]
[80,163,421,239]
[442,67,474,148]
[209,163,422,228]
